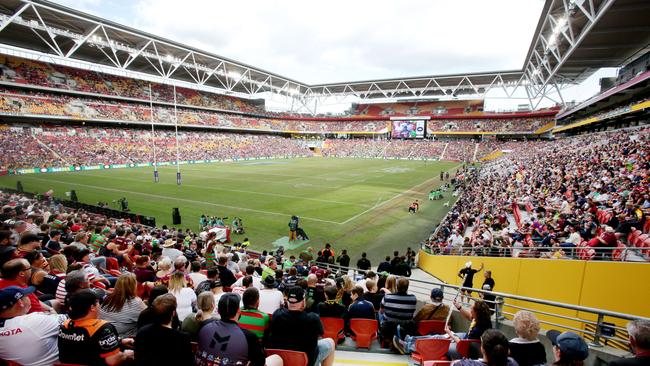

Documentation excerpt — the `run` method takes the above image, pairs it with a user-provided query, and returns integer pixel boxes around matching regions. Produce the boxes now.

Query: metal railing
[419,244,649,262]
[312,262,649,349]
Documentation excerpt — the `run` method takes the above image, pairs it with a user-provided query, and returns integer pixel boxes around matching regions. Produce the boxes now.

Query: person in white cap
[458,261,483,303]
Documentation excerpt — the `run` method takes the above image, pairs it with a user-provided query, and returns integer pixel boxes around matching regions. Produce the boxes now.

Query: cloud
[119,0,544,84]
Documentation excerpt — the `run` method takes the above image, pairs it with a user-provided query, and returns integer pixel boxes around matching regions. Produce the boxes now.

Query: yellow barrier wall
[418,251,650,329]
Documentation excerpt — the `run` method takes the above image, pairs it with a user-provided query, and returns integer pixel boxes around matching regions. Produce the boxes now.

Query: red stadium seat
[628,229,640,244]
[105,257,119,271]
[636,234,649,248]
[191,341,198,353]
[612,242,627,261]
[417,320,446,336]
[349,319,378,349]
[266,349,308,366]
[411,338,451,365]
[456,339,481,358]
[320,317,345,343]
[423,361,452,366]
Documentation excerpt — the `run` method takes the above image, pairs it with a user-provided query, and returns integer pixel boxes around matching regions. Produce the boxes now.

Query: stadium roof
[0,0,648,104]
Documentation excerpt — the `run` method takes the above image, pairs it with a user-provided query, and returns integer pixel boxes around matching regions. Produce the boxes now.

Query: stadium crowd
[1,186,647,366]
[427,127,650,261]
[427,118,551,133]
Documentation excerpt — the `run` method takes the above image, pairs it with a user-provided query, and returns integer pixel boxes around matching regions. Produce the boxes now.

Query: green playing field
[0,158,458,263]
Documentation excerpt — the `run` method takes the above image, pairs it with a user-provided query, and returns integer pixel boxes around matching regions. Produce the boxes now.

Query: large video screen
[391,120,425,139]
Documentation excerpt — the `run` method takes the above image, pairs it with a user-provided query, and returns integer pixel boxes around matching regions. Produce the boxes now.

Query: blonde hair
[168,272,186,293]
[513,310,540,341]
[385,275,397,293]
[102,272,137,312]
[48,254,67,273]
[158,257,172,272]
[195,292,215,322]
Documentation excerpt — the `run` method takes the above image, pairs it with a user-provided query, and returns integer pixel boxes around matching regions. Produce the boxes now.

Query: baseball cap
[430,288,444,302]
[287,286,305,304]
[547,330,589,361]
[0,286,35,311]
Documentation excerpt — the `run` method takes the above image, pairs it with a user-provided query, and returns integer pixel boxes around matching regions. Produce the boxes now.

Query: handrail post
[590,314,604,348]
[495,297,505,325]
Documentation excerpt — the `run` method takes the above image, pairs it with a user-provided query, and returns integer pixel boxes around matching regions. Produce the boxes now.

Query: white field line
[24,176,342,224]
[75,172,370,208]
[338,164,461,225]
[175,165,362,182]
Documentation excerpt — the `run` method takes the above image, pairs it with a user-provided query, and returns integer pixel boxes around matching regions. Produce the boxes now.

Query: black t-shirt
[357,258,371,270]
[58,318,121,366]
[459,268,478,287]
[268,308,323,366]
[217,265,236,287]
[135,324,193,366]
[337,254,350,267]
[317,301,347,318]
[508,340,547,366]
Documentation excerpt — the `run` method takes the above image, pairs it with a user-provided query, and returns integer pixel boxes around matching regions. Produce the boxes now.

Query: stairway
[33,135,70,166]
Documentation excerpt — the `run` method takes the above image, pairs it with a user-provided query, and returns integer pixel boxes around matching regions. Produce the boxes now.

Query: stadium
[0,0,648,365]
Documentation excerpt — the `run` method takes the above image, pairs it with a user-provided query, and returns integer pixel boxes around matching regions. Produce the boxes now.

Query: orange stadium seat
[321,317,345,343]
[417,320,446,336]
[349,319,378,349]
[456,339,481,358]
[265,349,308,366]
[411,338,450,365]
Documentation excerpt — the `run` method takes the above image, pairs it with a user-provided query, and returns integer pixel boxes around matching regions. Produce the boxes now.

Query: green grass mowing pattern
[0,158,458,263]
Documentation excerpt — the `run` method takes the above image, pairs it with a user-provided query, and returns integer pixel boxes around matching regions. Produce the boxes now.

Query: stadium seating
[411,338,451,365]
[349,318,378,349]
[321,317,345,343]
[417,320,445,336]
[265,349,309,366]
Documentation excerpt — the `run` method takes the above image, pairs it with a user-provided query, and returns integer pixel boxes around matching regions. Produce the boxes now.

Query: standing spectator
[377,256,392,273]
[611,320,650,366]
[0,286,65,366]
[268,286,335,366]
[336,249,350,268]
[458,261,483,302]
[546,330,589,366]
[238,287,271,341]
[481,270,497,313]
[390,251,401,272]
[509,311,546,366]
[393,257,412,277]
[258,275,284,314]
[58,290,135,365]
[135,293,193,365]
[356,252,371,271]
[99,273,146,337]
[322,243,335,263]
[168,272,196,321]
[196,293,282,366]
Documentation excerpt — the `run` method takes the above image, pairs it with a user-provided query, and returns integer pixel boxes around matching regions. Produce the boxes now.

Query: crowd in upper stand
[427,127,650,261]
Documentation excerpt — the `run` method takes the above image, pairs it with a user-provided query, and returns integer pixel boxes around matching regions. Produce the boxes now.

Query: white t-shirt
[258,289,284,314]
[231,275,263,290]
[188,272,208,286]
[0,313,67,366]
[171,287,197,321]
[162,247,184,262]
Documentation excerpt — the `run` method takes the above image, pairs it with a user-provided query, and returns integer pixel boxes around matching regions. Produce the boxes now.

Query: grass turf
[0,158,458,263]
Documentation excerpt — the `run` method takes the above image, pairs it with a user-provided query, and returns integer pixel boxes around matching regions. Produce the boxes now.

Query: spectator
[268,286,335,366]
[481,270,496,313]
[136,285,179,330]
[99,272,146,337]
[217,254,237,287]
[188,260,207,285]
[181,291,216,340]
[0,286,65,366]
[258,275,284,314]
[377,256,392,273]
[459,261,483,302]
[610,320,650,366]
[135,293,193,365]
[336,249,350,268]
[167,271,196,321]
[452,329,518,366]
[547,330,589,366]
[509,311,546,366]
[317,285,347,317]
[392,256,412,277]
[0,258,52,313]
[362,279,384,311]
[357,252,371,271]
[58,289,135,365]
[196,293,283,366]
[194,266,219,295]
[238,287,271,341]
[413,288,450,324]
[345,285,375,333]
[380,277,417,347]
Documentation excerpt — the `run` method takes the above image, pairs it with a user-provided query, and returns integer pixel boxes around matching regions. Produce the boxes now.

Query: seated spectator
[135,293,193,365]
[306,273,326,311]
[231,274,254,296]
[196,293,283,366]
[346,285,375,333]
[238,287,271,341]
[258,275,284,314]
[362,279,384,311]
[188,260,207,285]
[194,266,219,295]
[410,288,450,336]
[136,285,179,329]
[181,291,216,340]
[380,277,417,344]
[58,289,135,365]
[611,319,650,366]
[268,286,335,366]
[317,285,347,318]
[509,311,546,366]
[546,330,589,366]
[133,255,155,284]
[0,286,65,366]
[217,254,237,287]
[452,329,518,366]
[99,272,146,337]
[0,258,52,313]
[167,271,196,321]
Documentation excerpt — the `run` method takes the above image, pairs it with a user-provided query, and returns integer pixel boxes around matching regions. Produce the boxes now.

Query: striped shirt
[238,308,270,340]
[381,292,417,322]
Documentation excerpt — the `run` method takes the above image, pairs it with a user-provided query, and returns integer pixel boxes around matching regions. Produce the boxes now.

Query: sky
[50,0,616,112]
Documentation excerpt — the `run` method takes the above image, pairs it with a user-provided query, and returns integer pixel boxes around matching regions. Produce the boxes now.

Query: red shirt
[0,279,44,313]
